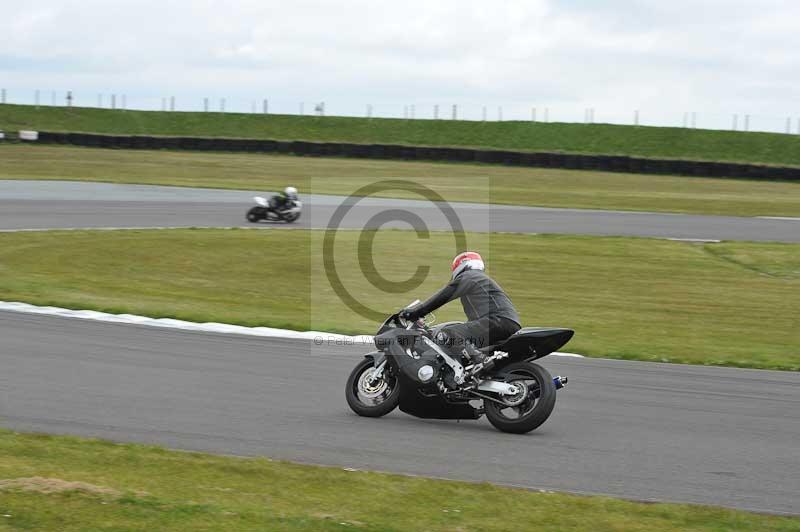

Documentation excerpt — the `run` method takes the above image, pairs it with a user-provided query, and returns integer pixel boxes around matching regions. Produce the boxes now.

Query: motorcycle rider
[269,186,299,212]
[400,252,521,365]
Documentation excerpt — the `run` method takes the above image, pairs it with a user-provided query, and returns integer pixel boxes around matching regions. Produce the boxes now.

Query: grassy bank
[3,430,797,531]
[0,229,797,369]
[3,103,800,166]
[3,144,800,216]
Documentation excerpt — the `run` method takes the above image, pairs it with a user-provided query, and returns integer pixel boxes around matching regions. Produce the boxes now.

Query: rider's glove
[400,308,418,321]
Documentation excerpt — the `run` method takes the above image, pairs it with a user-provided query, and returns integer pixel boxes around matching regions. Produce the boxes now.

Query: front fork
[369,360,387,382]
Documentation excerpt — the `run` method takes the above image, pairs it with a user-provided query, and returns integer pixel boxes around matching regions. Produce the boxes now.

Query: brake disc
[358,369,388,398]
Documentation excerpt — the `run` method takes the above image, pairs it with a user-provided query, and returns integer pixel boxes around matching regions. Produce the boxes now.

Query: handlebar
[389,299,433,331]
[396,313,427,330]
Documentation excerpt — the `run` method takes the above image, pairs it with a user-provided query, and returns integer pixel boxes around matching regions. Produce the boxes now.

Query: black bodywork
[246,200,301,223]
[369,314,574,420]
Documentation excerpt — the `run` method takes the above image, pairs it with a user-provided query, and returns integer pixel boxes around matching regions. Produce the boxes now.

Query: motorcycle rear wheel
[346,358,400,417]
[484,361,556,434]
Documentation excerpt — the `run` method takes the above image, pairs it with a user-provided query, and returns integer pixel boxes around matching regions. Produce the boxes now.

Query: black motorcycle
[345,302,573,434]
[246,196,302,223]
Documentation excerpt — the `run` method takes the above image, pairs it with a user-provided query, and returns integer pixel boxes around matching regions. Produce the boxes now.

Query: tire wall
[27,131,800,181]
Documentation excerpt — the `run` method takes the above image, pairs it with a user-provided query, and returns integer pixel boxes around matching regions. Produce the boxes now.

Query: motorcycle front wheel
[246,206,265,223]
[484,361,556,434]
[345,358,400,417]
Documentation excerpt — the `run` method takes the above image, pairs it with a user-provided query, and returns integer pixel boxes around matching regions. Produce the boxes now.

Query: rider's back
[452,269,520,325]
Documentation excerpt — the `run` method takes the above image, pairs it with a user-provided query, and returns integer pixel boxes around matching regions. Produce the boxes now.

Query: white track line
[665,237,722,243]
[0,226,257,233]
[0,301,583,358]
[757,216,800,222]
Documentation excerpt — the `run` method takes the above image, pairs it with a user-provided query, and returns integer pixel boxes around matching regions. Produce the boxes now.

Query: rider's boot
[461,342,486,366]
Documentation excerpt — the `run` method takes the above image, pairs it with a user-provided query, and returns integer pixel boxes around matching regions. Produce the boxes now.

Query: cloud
[1,0,799,131]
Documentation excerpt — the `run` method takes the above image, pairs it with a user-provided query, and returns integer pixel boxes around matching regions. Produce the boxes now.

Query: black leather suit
[407,269,521,353]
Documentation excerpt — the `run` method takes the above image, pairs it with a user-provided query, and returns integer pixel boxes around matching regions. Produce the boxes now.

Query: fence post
[531,107,536,122]
[299,102,304,115]
[99,94,104,108]
[403,105,408,119]
[544,108,549,123]
[220,98,225,113]
[66,91,73,107]
[50,91,56,106]
[732,114,738,131]
[452,104,457,120]
[434,104,439,119]
[482,106,487,121]
[797,117,800,135]
[366,104,372,118]
[170,96,175,112]
[498,106,503,121]
[111,94,116,110]
[263,99,268,114]
[0,88,5,104]
[744,114,750,131]
[591,108,595,123]
[786,117,792,134]
[634,110,639,126]
[204,98,209,112]
[410,104,415,119]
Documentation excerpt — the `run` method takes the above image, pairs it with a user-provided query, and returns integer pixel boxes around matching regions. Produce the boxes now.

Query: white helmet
[283,186,298,199]
[451,251,484,279]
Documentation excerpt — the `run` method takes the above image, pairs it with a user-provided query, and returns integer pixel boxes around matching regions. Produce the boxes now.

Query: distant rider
[269,186,299,212]
[401,252,521,365]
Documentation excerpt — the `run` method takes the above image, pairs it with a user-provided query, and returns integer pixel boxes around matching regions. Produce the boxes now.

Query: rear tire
[484,362,556,434]
[345,358,400,418]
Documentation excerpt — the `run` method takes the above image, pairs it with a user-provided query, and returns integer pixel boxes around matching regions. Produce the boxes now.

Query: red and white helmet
[451,251,484,279]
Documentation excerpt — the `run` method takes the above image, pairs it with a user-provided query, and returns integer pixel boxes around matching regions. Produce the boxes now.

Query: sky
[2,0,799,132]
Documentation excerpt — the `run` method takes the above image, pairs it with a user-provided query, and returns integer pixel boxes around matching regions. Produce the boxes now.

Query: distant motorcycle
[345,301,572,434]
[246,196,302,223]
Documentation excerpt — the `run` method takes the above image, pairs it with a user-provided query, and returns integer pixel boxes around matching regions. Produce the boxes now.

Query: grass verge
[0,429,798,531]
[3,103,800,166]
[0,229,797,370]
[3,144,800,216]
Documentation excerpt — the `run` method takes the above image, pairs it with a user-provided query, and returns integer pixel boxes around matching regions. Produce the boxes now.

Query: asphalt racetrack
[1,180,799,241]
[1,180,799,515]
[1,312,798,514]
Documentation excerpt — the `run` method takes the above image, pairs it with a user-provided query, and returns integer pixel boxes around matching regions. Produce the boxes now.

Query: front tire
[346,358,400,417]
[246,206,264,223]
[484,362,556,434]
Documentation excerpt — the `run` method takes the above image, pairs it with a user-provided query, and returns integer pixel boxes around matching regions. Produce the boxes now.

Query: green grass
[3,144,800,216]
[3,103,800,167]
[0,429,797,532]
[0,229,797,370]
